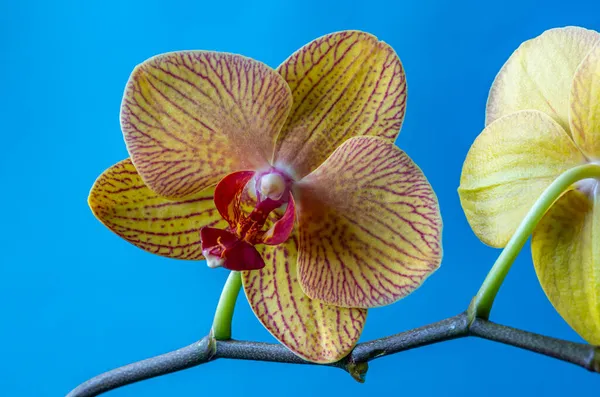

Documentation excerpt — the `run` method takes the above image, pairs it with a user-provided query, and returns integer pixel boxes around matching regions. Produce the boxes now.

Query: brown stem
[66,313,599,397]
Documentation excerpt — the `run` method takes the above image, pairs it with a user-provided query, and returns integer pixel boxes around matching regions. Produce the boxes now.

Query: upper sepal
[273,31,407,178]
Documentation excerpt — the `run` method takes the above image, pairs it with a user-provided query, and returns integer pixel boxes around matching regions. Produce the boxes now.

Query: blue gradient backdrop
[2,0,599,395]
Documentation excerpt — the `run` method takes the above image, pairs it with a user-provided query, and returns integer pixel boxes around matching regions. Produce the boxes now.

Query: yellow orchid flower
[89,31,443,363]
[459,26,600,344]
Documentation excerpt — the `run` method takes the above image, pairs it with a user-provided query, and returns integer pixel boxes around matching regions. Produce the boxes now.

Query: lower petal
[242,231,366,363]
[88,159,226,259]
[532,188,600,344]
[295,136,442,308]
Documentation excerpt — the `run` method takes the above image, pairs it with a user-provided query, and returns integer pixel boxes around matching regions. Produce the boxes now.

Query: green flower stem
[469,163,600,321]
[211,271,242,340]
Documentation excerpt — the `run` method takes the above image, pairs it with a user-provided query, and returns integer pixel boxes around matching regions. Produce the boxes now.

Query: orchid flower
[459,27,600,344]
[89,31,443,363]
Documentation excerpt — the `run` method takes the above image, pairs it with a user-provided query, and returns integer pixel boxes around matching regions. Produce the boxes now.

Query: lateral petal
[295,136,442,308]
[88,159,226,259]
[532,188,600,344]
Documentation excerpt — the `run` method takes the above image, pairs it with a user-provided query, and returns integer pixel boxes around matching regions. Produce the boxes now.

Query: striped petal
[122,52,293,198]
[459,111,586,248]
[273,31,406,179]
[570,43,600,158]
[242,231,366,363]
[89,159,226,259]
[295,137,442,309]
[486,27,600,131]
[532,188,600,344]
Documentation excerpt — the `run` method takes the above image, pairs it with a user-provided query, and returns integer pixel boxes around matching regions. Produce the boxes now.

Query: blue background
[2,0,599,395]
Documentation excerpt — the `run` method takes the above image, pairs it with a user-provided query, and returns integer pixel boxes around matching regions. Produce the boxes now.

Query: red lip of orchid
[201,168,296,270]
[200,227,265,271]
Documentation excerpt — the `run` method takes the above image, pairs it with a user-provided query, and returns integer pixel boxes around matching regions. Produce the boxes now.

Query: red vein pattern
[88,159,227,259]
[273,31,407,179]
[295,137,442,308]
[569,42,600,158]
[121,52,293,198]
[242,231,367,363]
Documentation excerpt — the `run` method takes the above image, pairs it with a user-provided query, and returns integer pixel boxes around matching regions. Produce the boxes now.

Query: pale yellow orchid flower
[459,26,600,344]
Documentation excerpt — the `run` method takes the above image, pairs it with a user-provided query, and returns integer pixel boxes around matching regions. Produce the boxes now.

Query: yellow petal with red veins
[88,159,227,259]
[273,31,406,179]
[570,43,600,158]
[295,136,442,309]
[459,110,586,248]
[242,231,366,363]
[122,52,292,198]
[532,188,600,345]
[486,27,600,131]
